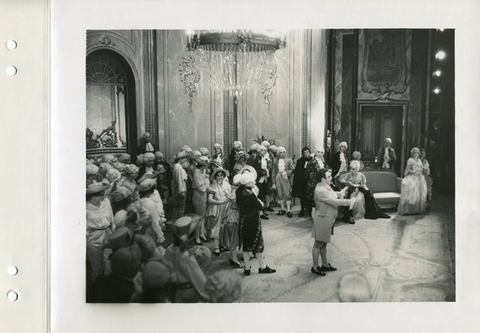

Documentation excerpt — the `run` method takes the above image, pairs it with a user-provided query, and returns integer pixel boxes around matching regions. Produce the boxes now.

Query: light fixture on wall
[435,50,446,60]
[179,30,287,112]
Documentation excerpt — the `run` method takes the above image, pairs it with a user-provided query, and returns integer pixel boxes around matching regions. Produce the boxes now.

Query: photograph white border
[51,1,480,332]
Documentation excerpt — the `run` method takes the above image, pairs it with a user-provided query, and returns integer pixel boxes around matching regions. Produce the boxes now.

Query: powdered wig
[250,143,260,153]
[204,270,243,303]
[352,151,362,160]
[339,141,348,149]
[98,162,113,178]
[102,154,117,164]
[106,168,122,183]
[192,150,202,158]
[233,141,242,149]
[277,146,286,154]
[314,144,324,153]
[199,147,210,156]
[410,147,420,156]
[213,143,222,154]
[113,161,126,173]
[349,160,361,170]
[86,163,99,177]
[144,153,155,163]
[269,145,279,153]
[123,164,139,178]
[257,145,267,153]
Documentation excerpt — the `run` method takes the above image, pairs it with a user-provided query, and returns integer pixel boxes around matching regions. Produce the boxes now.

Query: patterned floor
[202,194,455,302]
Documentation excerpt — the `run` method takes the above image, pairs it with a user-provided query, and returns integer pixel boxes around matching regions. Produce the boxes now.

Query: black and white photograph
[84,28,455,303]
[39,0,480,332]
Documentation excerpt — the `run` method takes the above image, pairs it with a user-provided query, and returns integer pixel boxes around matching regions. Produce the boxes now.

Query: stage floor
[200,194,455,302]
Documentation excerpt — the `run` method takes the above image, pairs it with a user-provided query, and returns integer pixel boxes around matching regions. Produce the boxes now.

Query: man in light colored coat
[311,168,356,276]
[271,146,295,218]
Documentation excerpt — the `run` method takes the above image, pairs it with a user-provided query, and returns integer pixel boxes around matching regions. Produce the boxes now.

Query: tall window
[86,50,129,154]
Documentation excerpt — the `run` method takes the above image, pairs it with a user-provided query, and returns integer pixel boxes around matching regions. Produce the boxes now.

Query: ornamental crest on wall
[361,29,408,94]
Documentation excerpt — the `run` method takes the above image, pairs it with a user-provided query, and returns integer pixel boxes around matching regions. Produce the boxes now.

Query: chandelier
[185,30,286,93]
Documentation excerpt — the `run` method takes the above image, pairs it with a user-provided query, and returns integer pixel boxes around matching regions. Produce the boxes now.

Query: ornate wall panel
[241,30,326,158]
[88,30,328,161]
[357,29,412,100]
[360,30,408,95]
[163,30,222,159]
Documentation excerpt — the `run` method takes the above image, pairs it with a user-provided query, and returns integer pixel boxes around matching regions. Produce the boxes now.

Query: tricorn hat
[137,172,159,185]
[86,182,111,195]
[109,186,134,203]
[239,165,257,180]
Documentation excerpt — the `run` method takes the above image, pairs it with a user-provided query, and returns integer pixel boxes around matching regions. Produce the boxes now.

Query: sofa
[335,168,402,209]
[360,169,402,208]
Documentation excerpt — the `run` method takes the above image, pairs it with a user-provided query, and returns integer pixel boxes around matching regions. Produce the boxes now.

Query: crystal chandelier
[186,30,286,93]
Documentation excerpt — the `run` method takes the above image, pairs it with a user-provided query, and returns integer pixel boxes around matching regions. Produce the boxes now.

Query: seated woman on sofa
[351,151,365,170]
[338,160,390,220]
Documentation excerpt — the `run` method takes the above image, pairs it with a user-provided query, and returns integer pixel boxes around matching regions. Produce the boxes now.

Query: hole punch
[6,66,17,76]
[7,290,18,302]
[7,266,18,276]
[6,40,17,50]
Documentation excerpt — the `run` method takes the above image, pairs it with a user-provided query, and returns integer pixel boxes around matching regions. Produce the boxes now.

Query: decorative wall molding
[261,65,278,113]
[96,35,116,47]
[361,29,408,95]
[86,120,124,151]
[179,52,201,112]
[88,30,137,54]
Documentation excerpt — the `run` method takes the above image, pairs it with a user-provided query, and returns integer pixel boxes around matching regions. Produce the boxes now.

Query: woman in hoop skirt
[398,147,427,215]
[338,160,390,220]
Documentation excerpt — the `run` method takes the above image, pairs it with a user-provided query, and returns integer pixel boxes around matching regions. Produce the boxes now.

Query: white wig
[349,160,361,170]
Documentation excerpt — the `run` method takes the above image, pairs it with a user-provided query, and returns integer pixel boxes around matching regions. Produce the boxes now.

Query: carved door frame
[356,99,408,176]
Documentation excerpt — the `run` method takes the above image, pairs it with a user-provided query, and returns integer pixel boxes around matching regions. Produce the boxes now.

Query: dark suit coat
[330,151,349,177]
[252,155,268,183]
[291,156,311,198]
[137,138,156,154]
[377,147,396,169]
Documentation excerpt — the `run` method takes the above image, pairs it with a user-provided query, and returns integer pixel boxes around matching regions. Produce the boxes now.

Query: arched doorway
[86,49,137,157]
